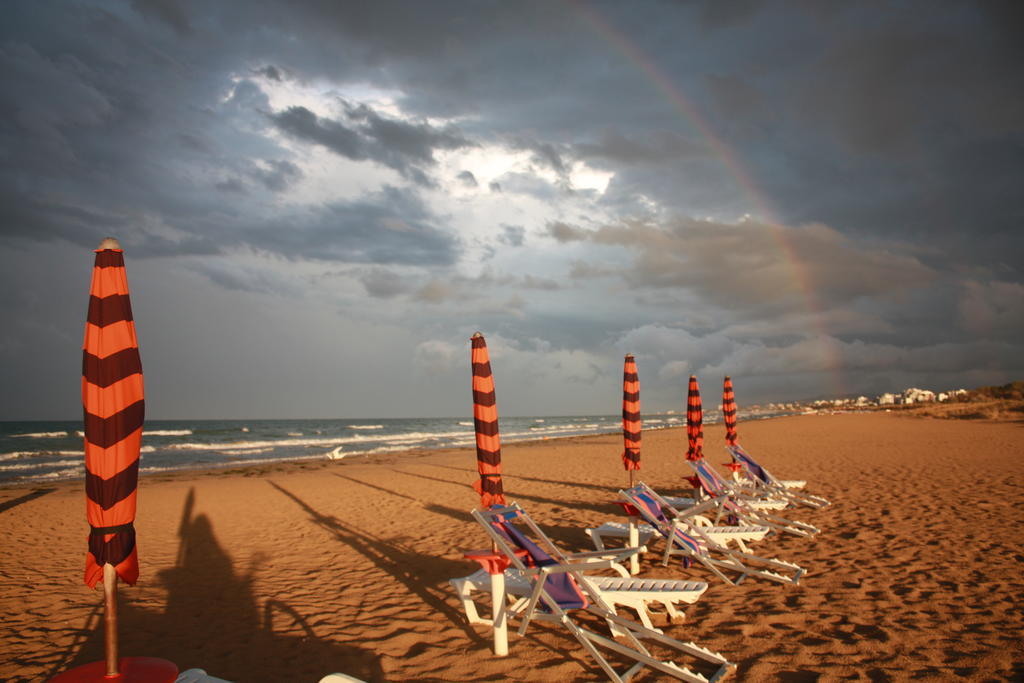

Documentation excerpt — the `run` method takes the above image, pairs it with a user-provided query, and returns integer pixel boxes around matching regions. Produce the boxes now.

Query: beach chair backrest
[625,487,705,557]
[691,461,744,517]
[693,459,726,495]
[729,445,769,484]
[487,507,588,610]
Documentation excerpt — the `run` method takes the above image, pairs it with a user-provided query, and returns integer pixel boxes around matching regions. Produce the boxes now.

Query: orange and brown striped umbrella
[470,333,505,508]
[621,354,641,473]
[723,376,739,446]
[685,375,704,461]
[82,240,143,588]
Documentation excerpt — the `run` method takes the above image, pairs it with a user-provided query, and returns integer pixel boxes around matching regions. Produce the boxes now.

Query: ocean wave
[220,447,275,456]
[0,458,81,472]
[145,429,193,436]
[164,437,343,451]
[11,431,68,438]
[348,424,384,430]
[1,451,37,461]
[458,421,473,426]
[287,432,303,437]
[15,467,83,481]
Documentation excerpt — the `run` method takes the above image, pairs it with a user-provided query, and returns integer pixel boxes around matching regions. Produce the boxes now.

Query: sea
[0,407,801,486]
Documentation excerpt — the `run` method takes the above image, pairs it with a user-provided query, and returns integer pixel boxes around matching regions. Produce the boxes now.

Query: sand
[1,413,1022,682]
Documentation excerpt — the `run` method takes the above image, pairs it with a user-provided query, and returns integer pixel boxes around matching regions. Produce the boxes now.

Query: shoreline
[1,406,1016,494]
[0,408,827,491]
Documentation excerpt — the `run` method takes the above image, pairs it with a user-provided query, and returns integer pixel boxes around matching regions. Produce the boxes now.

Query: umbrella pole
[103,563,119,676]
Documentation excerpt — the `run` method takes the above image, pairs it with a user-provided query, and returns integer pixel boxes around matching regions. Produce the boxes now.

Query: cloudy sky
[2,0,1022,420]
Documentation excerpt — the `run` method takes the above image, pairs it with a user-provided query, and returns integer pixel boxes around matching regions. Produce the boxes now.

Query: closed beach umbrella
[83,242,144,590]
[723,376,739,446]
[621,354,641,484]
[685,375,704,461]
[53,238,177,681]
[470,333,506,507]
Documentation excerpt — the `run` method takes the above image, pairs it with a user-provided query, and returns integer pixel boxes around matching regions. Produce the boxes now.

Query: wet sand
[1,413,1022,682]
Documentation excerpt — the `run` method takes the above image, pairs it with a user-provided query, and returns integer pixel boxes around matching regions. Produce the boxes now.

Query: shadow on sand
[52,488,385,683]
[0,487,57,514]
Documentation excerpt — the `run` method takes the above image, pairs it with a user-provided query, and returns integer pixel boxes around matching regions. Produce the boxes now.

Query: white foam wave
[16,467,83,481]
[0,458,83,472]
[164,436,345,451]
[348,424,384,430]
[287,432,303,437]
[458,421,473,426]
[220,447,275,456]
[11,431,68,438]
[145,429,193,436]
[1,451,36,461]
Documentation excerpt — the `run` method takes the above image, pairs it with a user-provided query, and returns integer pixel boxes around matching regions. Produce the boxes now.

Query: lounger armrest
[539,559,622,575]
[565,548,645,561]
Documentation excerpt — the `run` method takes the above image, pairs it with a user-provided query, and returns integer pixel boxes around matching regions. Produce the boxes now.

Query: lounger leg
[490,571,508,656]
[586,528,607,551]
[450,576,487,625]
[628,519,640,575]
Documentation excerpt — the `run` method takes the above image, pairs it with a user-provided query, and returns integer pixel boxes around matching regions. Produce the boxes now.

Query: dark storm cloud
[2,0,1022,418]
[573,130,704,165]
[270,102,473,187]
[250,186,458,265]
[248,159,303,192]
[561,217,939,323]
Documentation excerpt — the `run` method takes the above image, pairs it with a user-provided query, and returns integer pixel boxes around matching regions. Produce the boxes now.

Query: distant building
[903,388,936,404]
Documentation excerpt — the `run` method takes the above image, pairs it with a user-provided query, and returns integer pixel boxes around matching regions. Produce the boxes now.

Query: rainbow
[570,2,844,395]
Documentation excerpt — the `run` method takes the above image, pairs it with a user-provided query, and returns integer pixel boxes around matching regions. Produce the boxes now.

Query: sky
[2,0,1022,420]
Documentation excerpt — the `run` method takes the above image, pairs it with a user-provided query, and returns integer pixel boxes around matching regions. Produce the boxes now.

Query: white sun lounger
[622,483,804,586]
[727,445,831,508]
[461,502,735,682]
[587,517,770,557]
[451,566,708,631]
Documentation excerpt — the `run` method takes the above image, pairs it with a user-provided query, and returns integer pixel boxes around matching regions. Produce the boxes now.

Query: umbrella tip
[96,237,122,250]
[471,331,483,339]
[725,375,731,380]
[625,353,634,359]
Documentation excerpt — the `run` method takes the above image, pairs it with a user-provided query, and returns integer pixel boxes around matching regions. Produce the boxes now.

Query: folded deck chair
[727,444,831,508]
[471,503,734,683]
[621,484,804,586]
[687,459,820,538]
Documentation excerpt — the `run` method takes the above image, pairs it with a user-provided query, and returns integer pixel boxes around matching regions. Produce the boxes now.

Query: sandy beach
[2,412,1022,682]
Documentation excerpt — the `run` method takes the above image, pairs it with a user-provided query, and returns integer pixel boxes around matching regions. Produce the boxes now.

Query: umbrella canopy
[685,375,704,461]
[470,333,505,507]
[82,240,144,588]
[723,376,739,446]
[621,354,641,474]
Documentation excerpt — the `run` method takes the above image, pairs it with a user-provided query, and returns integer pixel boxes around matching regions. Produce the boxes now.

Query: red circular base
[49,657,178,682]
